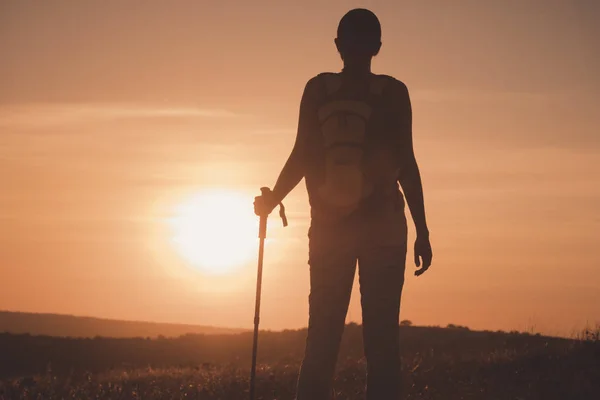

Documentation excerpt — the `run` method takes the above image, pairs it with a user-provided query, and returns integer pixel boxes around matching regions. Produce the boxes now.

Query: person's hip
[308,194,407,256]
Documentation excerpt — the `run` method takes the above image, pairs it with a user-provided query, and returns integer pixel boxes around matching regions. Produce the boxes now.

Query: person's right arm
[255,77,320,215]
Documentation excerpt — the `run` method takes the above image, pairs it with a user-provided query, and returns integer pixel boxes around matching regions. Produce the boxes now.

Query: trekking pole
[249,187,287,400]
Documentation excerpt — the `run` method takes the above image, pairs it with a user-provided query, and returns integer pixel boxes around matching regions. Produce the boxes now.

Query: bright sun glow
[168,190,258,275]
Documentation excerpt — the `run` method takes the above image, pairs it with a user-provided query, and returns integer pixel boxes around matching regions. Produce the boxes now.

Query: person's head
[335,8,382,66]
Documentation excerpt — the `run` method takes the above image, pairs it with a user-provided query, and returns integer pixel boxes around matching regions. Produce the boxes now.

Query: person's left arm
[390,79,433,276]
[255,76,320,216]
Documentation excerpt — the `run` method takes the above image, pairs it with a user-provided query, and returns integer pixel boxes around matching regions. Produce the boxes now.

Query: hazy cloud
[410,87,585,105]
[0,103,242,129]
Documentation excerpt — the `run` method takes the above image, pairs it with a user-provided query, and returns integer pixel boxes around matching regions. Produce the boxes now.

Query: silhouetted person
[254,8,432,400]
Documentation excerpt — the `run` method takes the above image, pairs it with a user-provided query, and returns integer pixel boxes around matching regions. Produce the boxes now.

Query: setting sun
[168,190,258,275]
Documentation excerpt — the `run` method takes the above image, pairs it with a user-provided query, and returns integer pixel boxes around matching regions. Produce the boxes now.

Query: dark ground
[0,323,598,399]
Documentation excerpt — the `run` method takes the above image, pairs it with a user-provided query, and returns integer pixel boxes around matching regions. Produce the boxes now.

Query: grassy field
[0,323,598,399]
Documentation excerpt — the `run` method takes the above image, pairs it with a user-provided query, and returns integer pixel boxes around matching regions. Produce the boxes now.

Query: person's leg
[296,224,358,400]
[358,209,408,400]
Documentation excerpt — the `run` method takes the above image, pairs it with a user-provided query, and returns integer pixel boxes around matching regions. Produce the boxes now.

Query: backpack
[315,73,392,216]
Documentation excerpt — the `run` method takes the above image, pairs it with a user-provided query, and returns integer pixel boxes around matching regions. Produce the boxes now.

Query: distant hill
[0,311,247,338]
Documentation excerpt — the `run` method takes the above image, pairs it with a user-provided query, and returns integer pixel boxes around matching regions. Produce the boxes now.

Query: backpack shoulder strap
[318,72,342,96]
[318,72,390,97]
[369,75,388,96]
[316,73,393,123]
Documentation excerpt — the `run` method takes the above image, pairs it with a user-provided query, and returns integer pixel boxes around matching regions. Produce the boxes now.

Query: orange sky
[1,1,599,337]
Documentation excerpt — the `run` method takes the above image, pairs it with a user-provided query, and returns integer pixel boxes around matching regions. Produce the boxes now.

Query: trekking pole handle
[259,187,288,238]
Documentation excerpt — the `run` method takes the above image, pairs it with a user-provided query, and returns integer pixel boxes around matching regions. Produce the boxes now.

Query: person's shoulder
[302,72,338,99]
[305,72,338,88]
[374,74,409,95]
[314,72,339,80]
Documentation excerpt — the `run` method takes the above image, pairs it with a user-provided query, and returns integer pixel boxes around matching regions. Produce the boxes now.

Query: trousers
[296,202,408,400]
